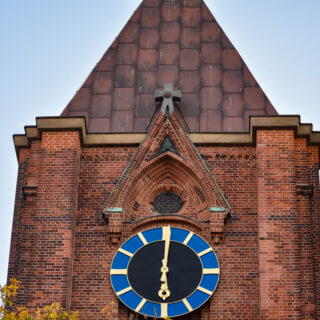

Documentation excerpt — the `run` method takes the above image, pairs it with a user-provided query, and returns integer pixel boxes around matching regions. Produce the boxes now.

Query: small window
[154,192,182,214]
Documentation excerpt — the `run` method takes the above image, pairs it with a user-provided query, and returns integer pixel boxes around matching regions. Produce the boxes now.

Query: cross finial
[155,83,181,114]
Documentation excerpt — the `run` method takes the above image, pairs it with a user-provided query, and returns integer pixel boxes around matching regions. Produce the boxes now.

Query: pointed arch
[121,152,220,221]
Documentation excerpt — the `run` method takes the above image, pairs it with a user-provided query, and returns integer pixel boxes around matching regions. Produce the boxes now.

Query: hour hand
[159,279,170,300]
[159,260,170,300]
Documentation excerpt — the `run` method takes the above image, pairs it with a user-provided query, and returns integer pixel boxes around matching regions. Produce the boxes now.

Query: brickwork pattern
[8,127,320,319]
[199,145,260,318]
[9,132,81,309]
[257,130,301,319]
[153,191,183,214]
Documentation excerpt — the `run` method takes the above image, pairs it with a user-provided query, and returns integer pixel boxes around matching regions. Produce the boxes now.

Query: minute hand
[158,226,171,300]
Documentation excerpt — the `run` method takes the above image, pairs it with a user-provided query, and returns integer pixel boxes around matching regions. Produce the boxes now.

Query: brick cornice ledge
[13,116,320,158]
[13,117,145,157]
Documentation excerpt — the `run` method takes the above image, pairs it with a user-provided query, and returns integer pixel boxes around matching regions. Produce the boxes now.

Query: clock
[110,226,219,318]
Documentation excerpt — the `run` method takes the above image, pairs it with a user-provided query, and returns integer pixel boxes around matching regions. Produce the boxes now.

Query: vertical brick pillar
[8,141,41,306]
[256,130,301,319]
[295,139,317,318]
[310,146,320,318]
[27,131,80,309]
[7,148,31,305]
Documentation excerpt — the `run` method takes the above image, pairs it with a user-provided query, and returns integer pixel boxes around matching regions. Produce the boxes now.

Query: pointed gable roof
[61,0,277,133]
[102,109,231,220]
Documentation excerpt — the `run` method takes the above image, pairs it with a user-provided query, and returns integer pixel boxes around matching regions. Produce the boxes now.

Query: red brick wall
[199,145,260,319]
[257,130,301,319]
[295,138,319,318]
[71,146,136,319]
[8,129,320,319]
[8,143,40,306]
[9,132,81,309]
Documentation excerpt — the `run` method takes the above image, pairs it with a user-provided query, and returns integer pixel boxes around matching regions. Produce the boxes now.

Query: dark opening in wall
[154,192,182,214]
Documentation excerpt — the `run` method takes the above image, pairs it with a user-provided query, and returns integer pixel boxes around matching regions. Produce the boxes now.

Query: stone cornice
[191,116,320,145]
[13,116,320,158]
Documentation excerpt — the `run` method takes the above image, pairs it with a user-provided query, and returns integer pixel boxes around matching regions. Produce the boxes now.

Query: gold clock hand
[159,226,171,300]
[163,225,171,264]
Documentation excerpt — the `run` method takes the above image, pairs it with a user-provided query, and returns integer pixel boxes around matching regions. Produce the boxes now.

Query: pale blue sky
[1,0,320,286]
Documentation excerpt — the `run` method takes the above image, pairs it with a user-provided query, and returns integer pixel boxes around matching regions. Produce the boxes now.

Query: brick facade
[8,114,320,319]
[7,0,320,318]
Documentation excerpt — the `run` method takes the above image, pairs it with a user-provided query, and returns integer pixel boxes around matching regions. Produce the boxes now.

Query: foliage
[0,279,78,320]
[2,279,172,320]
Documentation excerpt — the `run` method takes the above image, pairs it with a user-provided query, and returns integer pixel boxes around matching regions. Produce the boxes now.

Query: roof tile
[135,94,156,117]
[143,0,161,7]
[68,88,91,111]
[222,48,243,70]
[111,111,134,132]
[183,0,202,6]
[115,65,135,88]
[119,23,140,43]
[222,93,244,117]
[244,87,266,110]
[201,22,221,42]
[200,110,222,131]
[200,64,221,86]
[184,116,200,131]
[223,116,245,132]
[113,88,135,111]
[158,65,179,85]
[116,44,138,64]
[138,49,158,70]
[200,87,223,110]
[160,22,181,42]
[201,43,221,64]
[91,95,112,117]
[95,50,115,72]
[159,43,180,64]
[243,65,258,87]
[222,70,243,93]
[161,2,181,21]
[181,27,201,48]
[137,71,157,93]
[201,3,215,21]
[89,117,111,132]
[182,7,201,27]
[139,28,160,49]
[179,70,200,93]
[180,93,200,117]
[141,7,161,27]
[180,49,200,70]
[93,72,113,94]
[134,117,151,131]
[62,0,278,133]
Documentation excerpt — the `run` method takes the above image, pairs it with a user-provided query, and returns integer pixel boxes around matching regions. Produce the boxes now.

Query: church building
[9,0,320,319]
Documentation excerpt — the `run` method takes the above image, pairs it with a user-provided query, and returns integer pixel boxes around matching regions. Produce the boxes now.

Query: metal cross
[155,83,181,114]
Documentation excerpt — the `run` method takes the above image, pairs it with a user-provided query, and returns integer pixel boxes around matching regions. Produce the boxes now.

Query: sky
[1,0,320,286]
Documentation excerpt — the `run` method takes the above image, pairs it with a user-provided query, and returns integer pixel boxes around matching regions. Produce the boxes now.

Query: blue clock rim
[110,226,220,318]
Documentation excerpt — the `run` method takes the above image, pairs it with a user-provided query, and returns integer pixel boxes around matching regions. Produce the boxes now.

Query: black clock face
[110,226,220,318]
[127,241,202,303]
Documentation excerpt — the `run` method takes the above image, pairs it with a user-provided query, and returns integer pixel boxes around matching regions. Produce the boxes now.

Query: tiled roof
[61,0,277,133]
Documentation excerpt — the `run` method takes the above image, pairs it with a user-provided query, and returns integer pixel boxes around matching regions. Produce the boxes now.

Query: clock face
[110,226,219,318]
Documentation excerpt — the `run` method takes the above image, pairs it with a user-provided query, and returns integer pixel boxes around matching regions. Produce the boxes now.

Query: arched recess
[121,152,220,221]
